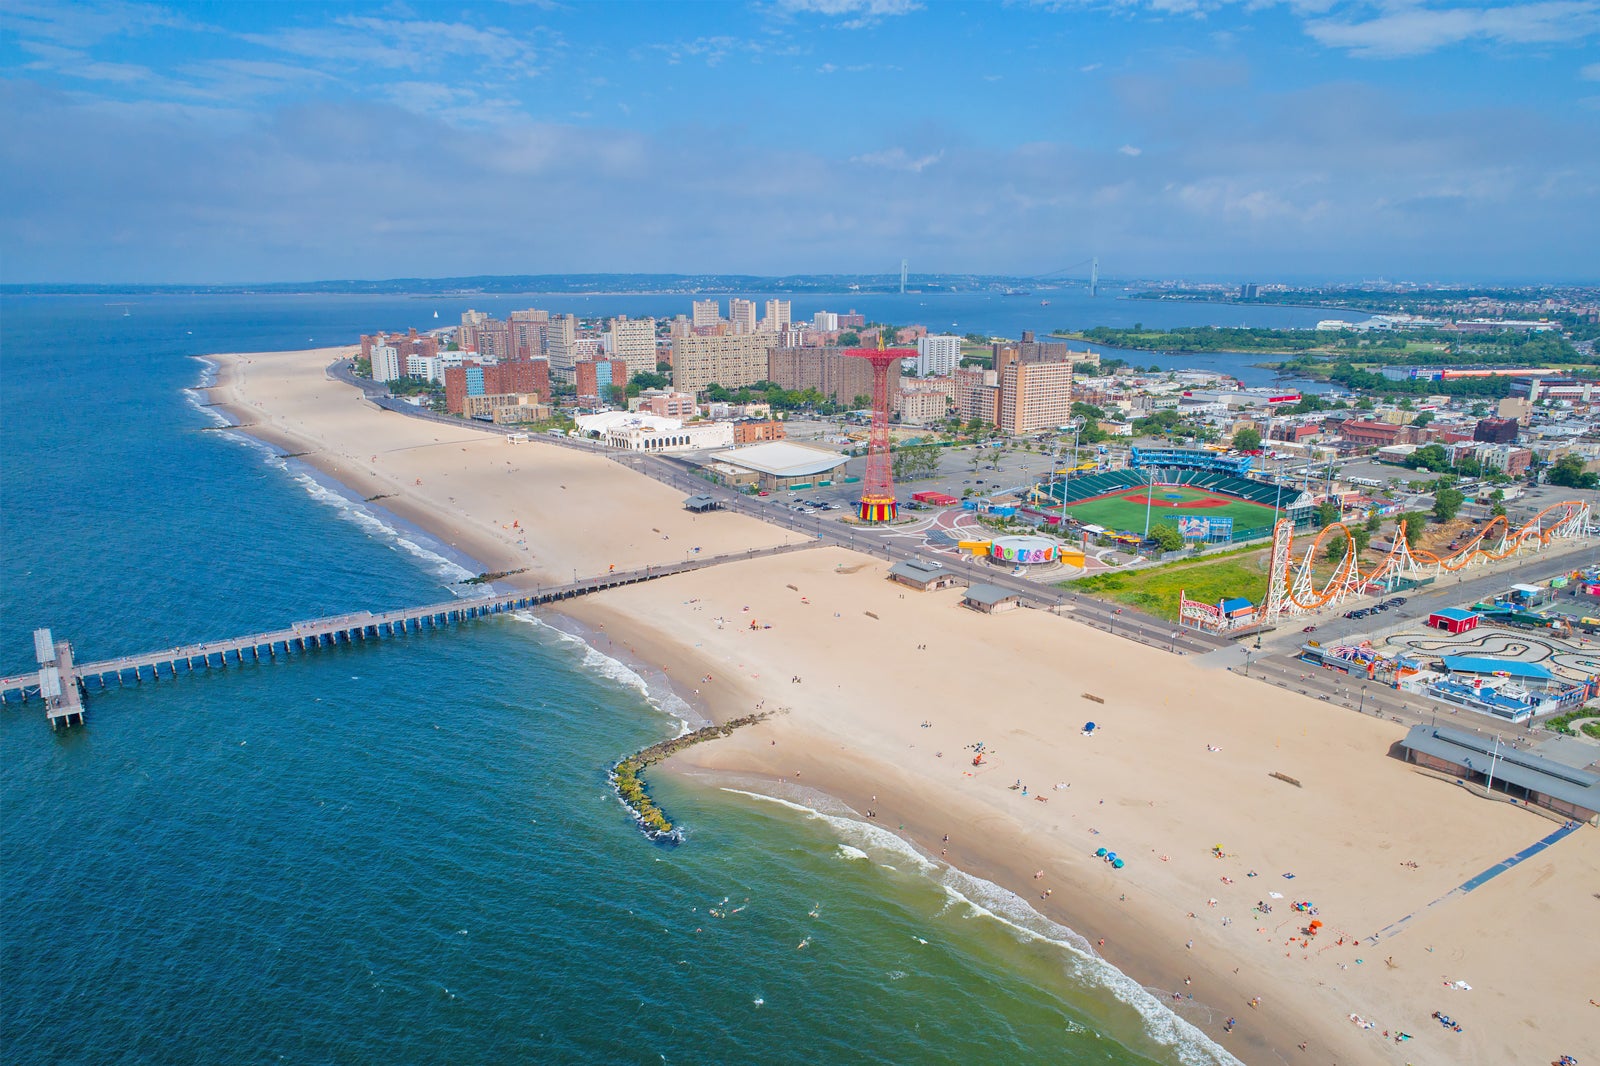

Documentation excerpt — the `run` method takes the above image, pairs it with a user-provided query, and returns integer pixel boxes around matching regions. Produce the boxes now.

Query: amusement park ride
[847,336,917,523]
[1180,501,1593,631]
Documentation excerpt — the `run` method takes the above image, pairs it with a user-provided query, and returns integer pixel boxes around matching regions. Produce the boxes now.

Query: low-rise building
[574,411,734,452]
[462,393,551,423]
[962,585,1022,614]
[733,419,786,445]
[888,559,964,591]
[704,440,849,492]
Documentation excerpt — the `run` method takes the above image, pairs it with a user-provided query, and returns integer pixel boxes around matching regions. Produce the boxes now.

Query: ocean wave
[288,471,480,589]
[511,612,702,735]
[182,358,480,592]
[721,787,1240,1066]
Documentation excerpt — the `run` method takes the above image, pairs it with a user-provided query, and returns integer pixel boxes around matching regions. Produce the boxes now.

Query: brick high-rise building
[488,358,549,400]
[575,357,627,404]
[767,346,900,406]
[999,361,1072,434]
[444,360,547,414]
[954,366,999,425]
[509,309,549,360]
[672,333,774,394]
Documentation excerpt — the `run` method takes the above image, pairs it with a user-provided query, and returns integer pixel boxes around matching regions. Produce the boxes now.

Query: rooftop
[709,441,849,477]
[1430,608,1480,621]
[964,584,1018,606]
[1399,723,1600,814]
[1439,656,1554,681]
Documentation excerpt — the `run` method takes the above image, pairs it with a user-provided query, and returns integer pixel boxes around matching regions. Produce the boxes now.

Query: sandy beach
[221,346,1600,1066]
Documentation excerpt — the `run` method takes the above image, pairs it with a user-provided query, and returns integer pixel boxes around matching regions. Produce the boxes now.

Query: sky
[1,0,1597,285]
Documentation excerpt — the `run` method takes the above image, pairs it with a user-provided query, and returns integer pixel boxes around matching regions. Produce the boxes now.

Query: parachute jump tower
[847,334,916,523]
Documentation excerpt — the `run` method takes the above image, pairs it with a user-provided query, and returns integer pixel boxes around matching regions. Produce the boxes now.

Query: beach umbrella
[1095,847,1107,857]
[1084,721,1096,732]
[1113,858,1125,869]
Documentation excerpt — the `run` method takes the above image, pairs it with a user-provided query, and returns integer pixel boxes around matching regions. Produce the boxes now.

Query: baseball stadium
[1033,447,1315,543]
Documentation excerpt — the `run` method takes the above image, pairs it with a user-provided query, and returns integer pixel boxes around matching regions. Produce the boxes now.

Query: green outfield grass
[1070,549,1272,621]
[1065,486,1281,535]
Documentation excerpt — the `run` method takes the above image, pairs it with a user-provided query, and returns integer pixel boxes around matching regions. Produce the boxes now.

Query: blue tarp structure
[1083,721,1096,732]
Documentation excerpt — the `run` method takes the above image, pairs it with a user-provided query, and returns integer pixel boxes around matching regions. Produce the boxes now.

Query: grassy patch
[1070,551,1271,621]
[1543,707,1600,736]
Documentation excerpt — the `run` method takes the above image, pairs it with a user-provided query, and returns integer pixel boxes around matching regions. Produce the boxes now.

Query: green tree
[605,383,627,407]
[630,370,670,390]
[838,331,861,347]
[1324,525,1370,561]
[1432,486,1465,523]
[1232,426,1262,452]
[852,394,871,410]
[1547,453,1599,489]
[1364,511,1382,533]
[1148,521,1184,553]
[1411,411,1435,428]
[1395,511,1428,548]
[1315,499,1341,527]
[1405,444,1451,472]
[891,443,942,482]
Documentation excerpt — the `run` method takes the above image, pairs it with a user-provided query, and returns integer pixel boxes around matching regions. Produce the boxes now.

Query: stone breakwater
[611,713,771,842]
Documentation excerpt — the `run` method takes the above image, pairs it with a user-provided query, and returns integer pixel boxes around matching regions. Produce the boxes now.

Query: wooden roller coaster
[1259,500,1592,622]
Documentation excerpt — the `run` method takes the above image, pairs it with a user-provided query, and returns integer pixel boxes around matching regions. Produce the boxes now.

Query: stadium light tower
[847,334,916,523]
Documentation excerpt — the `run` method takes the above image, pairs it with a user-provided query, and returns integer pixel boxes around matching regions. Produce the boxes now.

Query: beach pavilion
[1397,723,1600,822]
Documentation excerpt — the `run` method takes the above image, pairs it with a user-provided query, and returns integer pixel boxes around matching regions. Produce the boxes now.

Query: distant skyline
[2,0,1597,285]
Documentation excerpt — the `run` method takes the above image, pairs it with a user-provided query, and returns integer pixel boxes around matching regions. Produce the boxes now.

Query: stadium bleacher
[1130,446,1253,477]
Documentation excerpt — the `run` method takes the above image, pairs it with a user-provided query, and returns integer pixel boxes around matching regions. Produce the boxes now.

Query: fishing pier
[2,544,811,728]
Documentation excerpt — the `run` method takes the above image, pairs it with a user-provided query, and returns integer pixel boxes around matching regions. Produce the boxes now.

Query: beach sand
[212,346,793,586]
[226,346,1600,1066]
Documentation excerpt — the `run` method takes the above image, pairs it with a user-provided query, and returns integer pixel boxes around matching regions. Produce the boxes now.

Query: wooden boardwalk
[1,542,814,726]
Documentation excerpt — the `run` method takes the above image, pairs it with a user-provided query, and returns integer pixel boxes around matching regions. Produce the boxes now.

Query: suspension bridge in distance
[1,542,815,729]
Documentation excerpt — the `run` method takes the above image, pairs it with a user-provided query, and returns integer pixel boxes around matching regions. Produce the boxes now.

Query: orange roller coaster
[1262,501,1592,622]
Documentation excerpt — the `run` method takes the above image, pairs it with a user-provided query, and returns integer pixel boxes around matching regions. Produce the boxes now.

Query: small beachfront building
[962,585,1021,614]
[1428,608,1480,634]
[888,559,964,592]
[683,494,720,513]
[1397,723,1600,822]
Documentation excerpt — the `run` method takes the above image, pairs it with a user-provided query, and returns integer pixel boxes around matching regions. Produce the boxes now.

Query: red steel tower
[847,337,916,522]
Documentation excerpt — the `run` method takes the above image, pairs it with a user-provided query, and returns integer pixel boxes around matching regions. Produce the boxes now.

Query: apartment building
[547,314,580,381]
[912,335,961,376]
[672,333,774,393]
[767,346,899,405]
[764,299,791,332]
[729,298,757,334]
[999,361,1073,434]
[692,299,721,328]
[607,315,657,377]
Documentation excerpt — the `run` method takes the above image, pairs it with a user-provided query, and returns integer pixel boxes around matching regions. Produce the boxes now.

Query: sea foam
[721,787,1241,1066]
[512,612,703,735]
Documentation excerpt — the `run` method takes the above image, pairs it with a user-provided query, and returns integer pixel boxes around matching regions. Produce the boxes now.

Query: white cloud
[776,0,923,28]
[1118,143,1142,156]
[1582,62,1600,80]
[850,147,944,172]
[1306,1,1600,58]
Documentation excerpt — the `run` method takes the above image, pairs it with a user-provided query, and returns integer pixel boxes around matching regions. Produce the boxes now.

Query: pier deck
[2,543,813,726]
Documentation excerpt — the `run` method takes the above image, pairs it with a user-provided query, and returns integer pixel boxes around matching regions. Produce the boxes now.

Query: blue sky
[2,0,1596,283]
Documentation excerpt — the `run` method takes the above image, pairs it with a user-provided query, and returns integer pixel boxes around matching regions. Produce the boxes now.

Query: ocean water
[0,295,1251,1065]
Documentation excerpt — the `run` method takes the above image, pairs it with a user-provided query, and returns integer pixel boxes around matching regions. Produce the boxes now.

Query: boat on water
[1040,300,1050,306]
